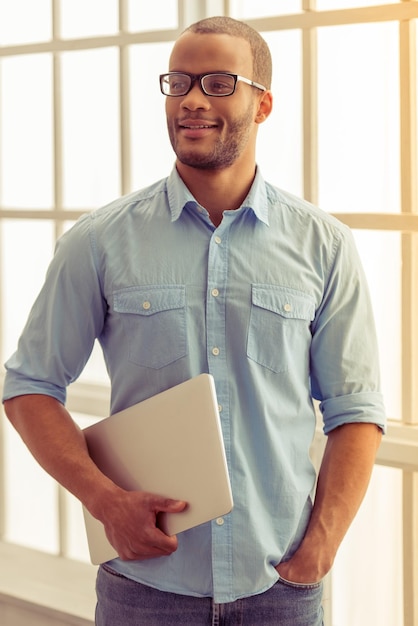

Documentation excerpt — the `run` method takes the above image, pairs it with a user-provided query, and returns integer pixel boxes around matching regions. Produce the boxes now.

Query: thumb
[154,496,188,513]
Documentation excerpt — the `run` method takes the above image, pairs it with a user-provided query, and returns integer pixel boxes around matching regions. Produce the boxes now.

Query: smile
[181,124,215,129]
[178,118,218,130]
[177,121,218,140]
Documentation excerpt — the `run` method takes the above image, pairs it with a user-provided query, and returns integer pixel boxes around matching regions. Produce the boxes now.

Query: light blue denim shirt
[3,167,385,603]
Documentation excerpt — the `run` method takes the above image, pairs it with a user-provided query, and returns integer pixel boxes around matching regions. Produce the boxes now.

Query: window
[1,2,417,625]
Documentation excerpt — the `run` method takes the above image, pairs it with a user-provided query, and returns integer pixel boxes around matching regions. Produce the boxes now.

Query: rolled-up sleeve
[3,214,106,405]
[309,226,386,434]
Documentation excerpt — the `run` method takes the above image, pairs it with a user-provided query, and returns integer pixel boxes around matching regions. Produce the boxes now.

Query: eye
[204,75,235,95]
[167,74,189,94]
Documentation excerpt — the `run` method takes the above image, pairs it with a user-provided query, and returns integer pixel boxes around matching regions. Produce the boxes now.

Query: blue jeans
[95,564,324,625]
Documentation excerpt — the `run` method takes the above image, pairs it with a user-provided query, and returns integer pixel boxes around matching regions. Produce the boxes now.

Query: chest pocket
[113,285,187,369]
[247,284,315,373]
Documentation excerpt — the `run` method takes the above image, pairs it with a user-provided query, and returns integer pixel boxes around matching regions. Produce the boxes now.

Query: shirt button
[214,236,222,244]
[218,404,223,413]
[142,301,151,310]
[216,517,224,526]
[212,347,220,356]
[283,303,292,312]
[211,288,219,297]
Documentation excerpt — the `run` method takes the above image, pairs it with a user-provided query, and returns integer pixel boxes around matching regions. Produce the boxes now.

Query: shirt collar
[240,168,269,226]
[167,166,269,226]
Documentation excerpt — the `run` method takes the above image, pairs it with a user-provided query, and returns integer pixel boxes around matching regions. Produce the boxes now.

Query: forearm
[3,394,118,517]
[278,422,382,581]
[4,394,187,560]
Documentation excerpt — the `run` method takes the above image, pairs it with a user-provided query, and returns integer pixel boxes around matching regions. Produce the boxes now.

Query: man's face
[165,32,261,171]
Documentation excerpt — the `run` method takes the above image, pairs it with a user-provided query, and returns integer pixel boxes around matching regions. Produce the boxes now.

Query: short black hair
[184,16,272,89]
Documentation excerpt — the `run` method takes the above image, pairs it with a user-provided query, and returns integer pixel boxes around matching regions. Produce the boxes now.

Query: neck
[176,160,257,227]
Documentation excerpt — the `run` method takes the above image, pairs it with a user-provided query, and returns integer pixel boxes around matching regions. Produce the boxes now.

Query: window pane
[1,220,55,363]
[128,0,178,32]
[317,22,400,213]
[258,31,303,196]
[61,48,120,209]
[229,0,301,18]
[0,54,53,209]
[4,418,59,553]
[130,42,175,189]
[353,230,401,421]
[59,0,118,39]
[0,0,51,45]
[317,0,397,8]
[332,466,403,626]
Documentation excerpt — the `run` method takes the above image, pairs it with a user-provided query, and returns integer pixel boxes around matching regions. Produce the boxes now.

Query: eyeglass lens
[162,73,236,96]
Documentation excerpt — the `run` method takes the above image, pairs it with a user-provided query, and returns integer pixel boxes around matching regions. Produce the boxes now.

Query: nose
[180,81,210,110]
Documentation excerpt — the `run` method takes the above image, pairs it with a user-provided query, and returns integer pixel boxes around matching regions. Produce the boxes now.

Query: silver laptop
[82,374,233,565]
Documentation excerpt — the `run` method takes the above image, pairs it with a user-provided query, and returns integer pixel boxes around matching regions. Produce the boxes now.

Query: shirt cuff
[319,391,386,435]
[2,372,66,406]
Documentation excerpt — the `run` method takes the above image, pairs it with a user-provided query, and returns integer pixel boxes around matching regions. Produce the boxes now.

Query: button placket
[206,227,233,596]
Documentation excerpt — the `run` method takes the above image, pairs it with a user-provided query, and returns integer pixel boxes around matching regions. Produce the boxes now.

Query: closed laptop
[82,374,233,565]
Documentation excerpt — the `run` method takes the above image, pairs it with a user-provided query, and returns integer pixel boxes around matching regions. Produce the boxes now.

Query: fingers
[101,490,188,562]
[118,534,178,561]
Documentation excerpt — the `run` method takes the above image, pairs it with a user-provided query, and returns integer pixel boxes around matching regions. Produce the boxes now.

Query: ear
[255,90,273,124]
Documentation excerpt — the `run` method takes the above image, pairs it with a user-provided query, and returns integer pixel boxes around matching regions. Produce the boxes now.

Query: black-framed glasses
[159,72,266,97]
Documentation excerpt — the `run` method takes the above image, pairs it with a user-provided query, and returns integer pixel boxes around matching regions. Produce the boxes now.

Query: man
[3,16,385,626]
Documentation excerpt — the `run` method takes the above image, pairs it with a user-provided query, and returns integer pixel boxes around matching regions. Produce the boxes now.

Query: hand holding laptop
[94,488,187,561]
[82,374,233,565]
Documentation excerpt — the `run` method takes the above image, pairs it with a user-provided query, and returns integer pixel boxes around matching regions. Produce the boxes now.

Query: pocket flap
[252,285,315,321]
[114,285,185,316]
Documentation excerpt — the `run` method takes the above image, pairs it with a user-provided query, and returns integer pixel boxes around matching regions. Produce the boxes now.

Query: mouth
[180,123,217,129]
[178,119,218,138]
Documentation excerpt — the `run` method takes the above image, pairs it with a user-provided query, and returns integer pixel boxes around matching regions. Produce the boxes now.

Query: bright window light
[128,0,178,31]
[258,30,303,196]
[61,47,121,209]
[1,220,55,360]
[4,419,59,553]
[59,0,118,39]
[0,54,54,209]
[0,0,51,45]
[129,41,175,189]
[332,465,403,625]
[317,21,400,214]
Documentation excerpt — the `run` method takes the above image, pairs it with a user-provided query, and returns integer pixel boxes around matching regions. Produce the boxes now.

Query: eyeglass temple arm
[237,75,266,92]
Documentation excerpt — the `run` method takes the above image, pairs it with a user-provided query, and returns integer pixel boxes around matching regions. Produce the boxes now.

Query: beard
[167,105,254,170]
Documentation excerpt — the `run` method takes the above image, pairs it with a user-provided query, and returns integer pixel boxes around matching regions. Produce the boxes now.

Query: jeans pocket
[277,575,323,591]
[247,284,315,373]
[113,285,187,369]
